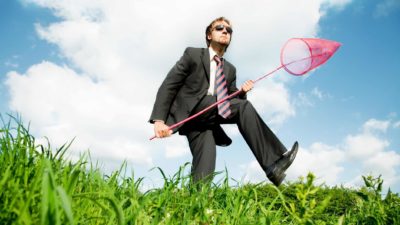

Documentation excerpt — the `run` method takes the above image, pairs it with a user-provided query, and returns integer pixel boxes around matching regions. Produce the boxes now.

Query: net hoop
[280,38,341,76]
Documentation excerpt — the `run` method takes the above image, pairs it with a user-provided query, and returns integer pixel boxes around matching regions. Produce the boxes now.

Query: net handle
[149,65,286,141]
[150,39,338,140]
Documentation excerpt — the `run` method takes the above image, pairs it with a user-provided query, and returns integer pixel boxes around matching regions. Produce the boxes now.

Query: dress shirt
[207,47,222,96]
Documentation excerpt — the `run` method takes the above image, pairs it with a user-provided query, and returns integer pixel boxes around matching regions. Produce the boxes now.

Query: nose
[220,28,230,35]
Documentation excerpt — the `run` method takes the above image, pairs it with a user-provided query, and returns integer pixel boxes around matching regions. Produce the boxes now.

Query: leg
[221,98,287,172]
[186,129,217,183]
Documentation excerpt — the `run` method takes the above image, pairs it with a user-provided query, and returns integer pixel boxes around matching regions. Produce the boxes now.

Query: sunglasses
[213,24,233,34]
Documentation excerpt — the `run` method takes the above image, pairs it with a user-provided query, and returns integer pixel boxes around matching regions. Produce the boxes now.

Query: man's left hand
[241,80,254,93]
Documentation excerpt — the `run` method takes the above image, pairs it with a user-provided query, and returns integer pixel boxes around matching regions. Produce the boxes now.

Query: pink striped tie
[214,56,231,119]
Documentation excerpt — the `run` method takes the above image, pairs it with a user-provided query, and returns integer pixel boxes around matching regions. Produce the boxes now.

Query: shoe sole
[273,173,286,186]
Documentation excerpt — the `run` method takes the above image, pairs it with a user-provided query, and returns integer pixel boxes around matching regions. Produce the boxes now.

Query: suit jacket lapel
[201,48,210,83]
[201,48,232,83]
[223,60,231,80]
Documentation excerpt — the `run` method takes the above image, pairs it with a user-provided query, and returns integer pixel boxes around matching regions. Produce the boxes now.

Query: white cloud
[221,124,241,138]
[364,151,400,178]
[241,119,399,190]
[293,86,331,109]
[343,151,400,189]
[240,160,266,184]
[345,133,389,159]
[241,142,347,186]
[393,121,400,129]
[164,136,190,159]
[311,87,323,99]
[248,77,295,126]
[4,61,19,69]
[295,92,314,107]
[343,119,399,190]
[362,118,390,133]
[6,61,154,166]
[287,143,345,185]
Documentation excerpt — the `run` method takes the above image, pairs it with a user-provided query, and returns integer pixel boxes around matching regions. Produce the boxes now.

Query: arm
[149,48,192,123]
[227,66,251,99]
[149,48,193,137]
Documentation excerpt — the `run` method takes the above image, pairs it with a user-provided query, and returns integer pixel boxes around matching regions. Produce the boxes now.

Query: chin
[220,40,230,45]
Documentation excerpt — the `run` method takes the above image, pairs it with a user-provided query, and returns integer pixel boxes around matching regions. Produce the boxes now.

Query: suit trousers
[182,95,287,182]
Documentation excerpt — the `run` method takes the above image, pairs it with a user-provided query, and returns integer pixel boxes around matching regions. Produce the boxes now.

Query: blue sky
[287,1,400,148]
[0,1,56,103]
[1,0,399,192]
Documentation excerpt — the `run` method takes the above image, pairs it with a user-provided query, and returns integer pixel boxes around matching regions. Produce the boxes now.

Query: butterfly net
[280,38,341,76]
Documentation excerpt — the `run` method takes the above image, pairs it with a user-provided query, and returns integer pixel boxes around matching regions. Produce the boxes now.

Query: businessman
[149,17,298,186]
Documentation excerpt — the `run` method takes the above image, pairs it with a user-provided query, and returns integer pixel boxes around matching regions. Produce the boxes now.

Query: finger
[243,84,251,92]
[162,129,169,137]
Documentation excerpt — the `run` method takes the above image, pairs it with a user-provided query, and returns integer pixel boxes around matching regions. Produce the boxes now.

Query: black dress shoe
[282,141,299,166]
[267,141,299,186]
[267,171,286,186]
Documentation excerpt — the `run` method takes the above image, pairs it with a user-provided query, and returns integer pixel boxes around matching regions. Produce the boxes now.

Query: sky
[1,0,399,192]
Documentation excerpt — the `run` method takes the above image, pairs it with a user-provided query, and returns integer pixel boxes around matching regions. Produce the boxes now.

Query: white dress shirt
[207,47,222,96]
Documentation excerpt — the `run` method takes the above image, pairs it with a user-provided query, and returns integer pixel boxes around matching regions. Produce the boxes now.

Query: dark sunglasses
[213,24,233,34]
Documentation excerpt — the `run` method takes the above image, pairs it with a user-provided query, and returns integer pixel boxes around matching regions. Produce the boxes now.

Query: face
[207,20,232,47]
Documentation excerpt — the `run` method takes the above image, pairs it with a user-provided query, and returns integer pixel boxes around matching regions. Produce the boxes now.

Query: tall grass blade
[56,186,74,225]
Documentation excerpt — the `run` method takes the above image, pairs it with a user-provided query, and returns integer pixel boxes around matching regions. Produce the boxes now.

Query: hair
[205,17,232,50]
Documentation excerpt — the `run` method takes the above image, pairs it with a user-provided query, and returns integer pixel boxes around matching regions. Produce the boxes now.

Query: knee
[236,99,255,112]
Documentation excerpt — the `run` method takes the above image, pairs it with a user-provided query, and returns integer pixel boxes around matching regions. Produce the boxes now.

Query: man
[149,17,298,186]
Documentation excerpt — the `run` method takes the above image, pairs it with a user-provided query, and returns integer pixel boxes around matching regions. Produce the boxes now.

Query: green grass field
[1,115,399,225]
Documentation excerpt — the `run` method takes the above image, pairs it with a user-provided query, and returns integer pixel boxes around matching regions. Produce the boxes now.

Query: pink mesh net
[280,38,341,76]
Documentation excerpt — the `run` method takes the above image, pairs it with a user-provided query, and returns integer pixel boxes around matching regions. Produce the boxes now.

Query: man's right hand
[154,120,172,138]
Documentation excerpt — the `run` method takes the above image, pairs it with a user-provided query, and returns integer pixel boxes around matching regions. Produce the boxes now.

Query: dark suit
[150,47,287,181]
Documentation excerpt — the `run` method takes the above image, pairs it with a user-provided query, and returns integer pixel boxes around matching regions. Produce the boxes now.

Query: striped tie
[214,56,231,119]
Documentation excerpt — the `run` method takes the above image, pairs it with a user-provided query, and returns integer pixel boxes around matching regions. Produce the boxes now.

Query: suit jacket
[149,47,246,145]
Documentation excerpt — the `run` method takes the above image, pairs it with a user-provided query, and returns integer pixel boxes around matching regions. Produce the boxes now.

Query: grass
[0,115,399,224]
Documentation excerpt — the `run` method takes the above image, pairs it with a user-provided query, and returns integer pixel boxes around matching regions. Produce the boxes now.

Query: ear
[207,34,212,41]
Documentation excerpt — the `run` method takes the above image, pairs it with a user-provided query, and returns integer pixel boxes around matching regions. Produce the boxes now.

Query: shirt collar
[208,47,223,62]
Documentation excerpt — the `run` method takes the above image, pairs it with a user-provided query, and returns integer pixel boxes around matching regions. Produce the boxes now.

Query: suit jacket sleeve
[226,62,247,100]
[149,48,192,123]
